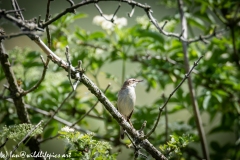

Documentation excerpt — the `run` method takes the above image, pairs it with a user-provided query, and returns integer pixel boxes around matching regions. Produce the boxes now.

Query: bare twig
[94,2,120,23]
[0,85,7,98]
[144,55,204,139]
[4,8,25,14]
[128,4,135,17]
[7,121,43,160]
[65,46,75,90]
[111,2,121,22]
[45,0,52,47]
[11,0,24,20]
[8,0,224,45]
[43,82,79,129]
[188,27,227,44]
[138,121,147,138]
[66,0,76,13]
[0,32,40,39]
[0,138,8,149]
[21,56,49,96]
[125,130,137,149]
[0,9,44,32]
[94,3,104,16]
[125,131,148,159]
[41,0,148,27]
[161,20,168,30]
[143,2,225,44]
[78,42,108,51]
[70,83,111,127]
[162,94,168,142]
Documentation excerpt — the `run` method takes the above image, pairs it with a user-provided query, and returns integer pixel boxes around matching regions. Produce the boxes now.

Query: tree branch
[7,121,43,160]
[2,0,225,44]
[0,32,41,39]
[70,83,111,127]
[144,55,204,139]
[11,0,24,20]
[14,33,166,158]
[21,55,49,96]
[80,74,167,159]
[0,36,43,160]
[45,0,53,47]
[177,0,209,159]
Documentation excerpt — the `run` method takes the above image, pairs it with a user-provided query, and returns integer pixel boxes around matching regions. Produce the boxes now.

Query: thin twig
[71,83,111,127]
[128,4,135,17]
[162,94,168,142]
[4,8,25,14]
[43,81,79,129]
[38,0,226,44]
[0,86,7,98]
[144,55,204,139]
[11,0,24,20]
[0,10,44,31]
[161,20,168,30]
[0,138,8,149]
[78,42,108,51]
[0,32,40,39]
[45,0,52,47]
[94,3,104,16]
[22,56,49,96]
[125,130,137,149]
[94,3,117,22]
[188,27,227,44]
[7,121,43,160]
[66,0,76,13]
[111,2,121,22]
[65,46,75,90]
[124,131,147,159]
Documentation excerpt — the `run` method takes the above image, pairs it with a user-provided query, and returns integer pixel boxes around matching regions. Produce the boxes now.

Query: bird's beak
[136,79,143,83]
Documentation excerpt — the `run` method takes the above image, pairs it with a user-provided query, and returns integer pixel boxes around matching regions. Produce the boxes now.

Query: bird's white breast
[117,86,136,118]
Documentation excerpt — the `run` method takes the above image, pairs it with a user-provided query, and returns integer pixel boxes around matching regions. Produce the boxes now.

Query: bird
[117,78,143,139]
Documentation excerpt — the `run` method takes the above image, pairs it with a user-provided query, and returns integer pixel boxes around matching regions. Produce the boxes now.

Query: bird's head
[123,78,143,88]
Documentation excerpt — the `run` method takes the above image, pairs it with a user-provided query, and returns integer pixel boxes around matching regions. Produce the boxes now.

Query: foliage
[58,126,117,160]
[159,134,193,159]
[0,123,43,142]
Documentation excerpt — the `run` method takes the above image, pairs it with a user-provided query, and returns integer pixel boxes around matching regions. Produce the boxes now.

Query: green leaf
[136,29,164,44]
[44,127,56,138]
[73,13,87,20]
[188,16,205,31]
[210,141,221,151]
[203,94,211,110]
[89,31,105,40]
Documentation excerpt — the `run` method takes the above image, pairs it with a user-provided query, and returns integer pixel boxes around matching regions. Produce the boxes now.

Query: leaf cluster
[58,128,117,160]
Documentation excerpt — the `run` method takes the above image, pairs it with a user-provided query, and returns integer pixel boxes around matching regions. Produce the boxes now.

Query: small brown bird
[117,78,143,139]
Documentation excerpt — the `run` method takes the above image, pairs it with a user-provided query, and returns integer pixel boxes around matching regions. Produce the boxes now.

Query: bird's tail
[120,126,124,139]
